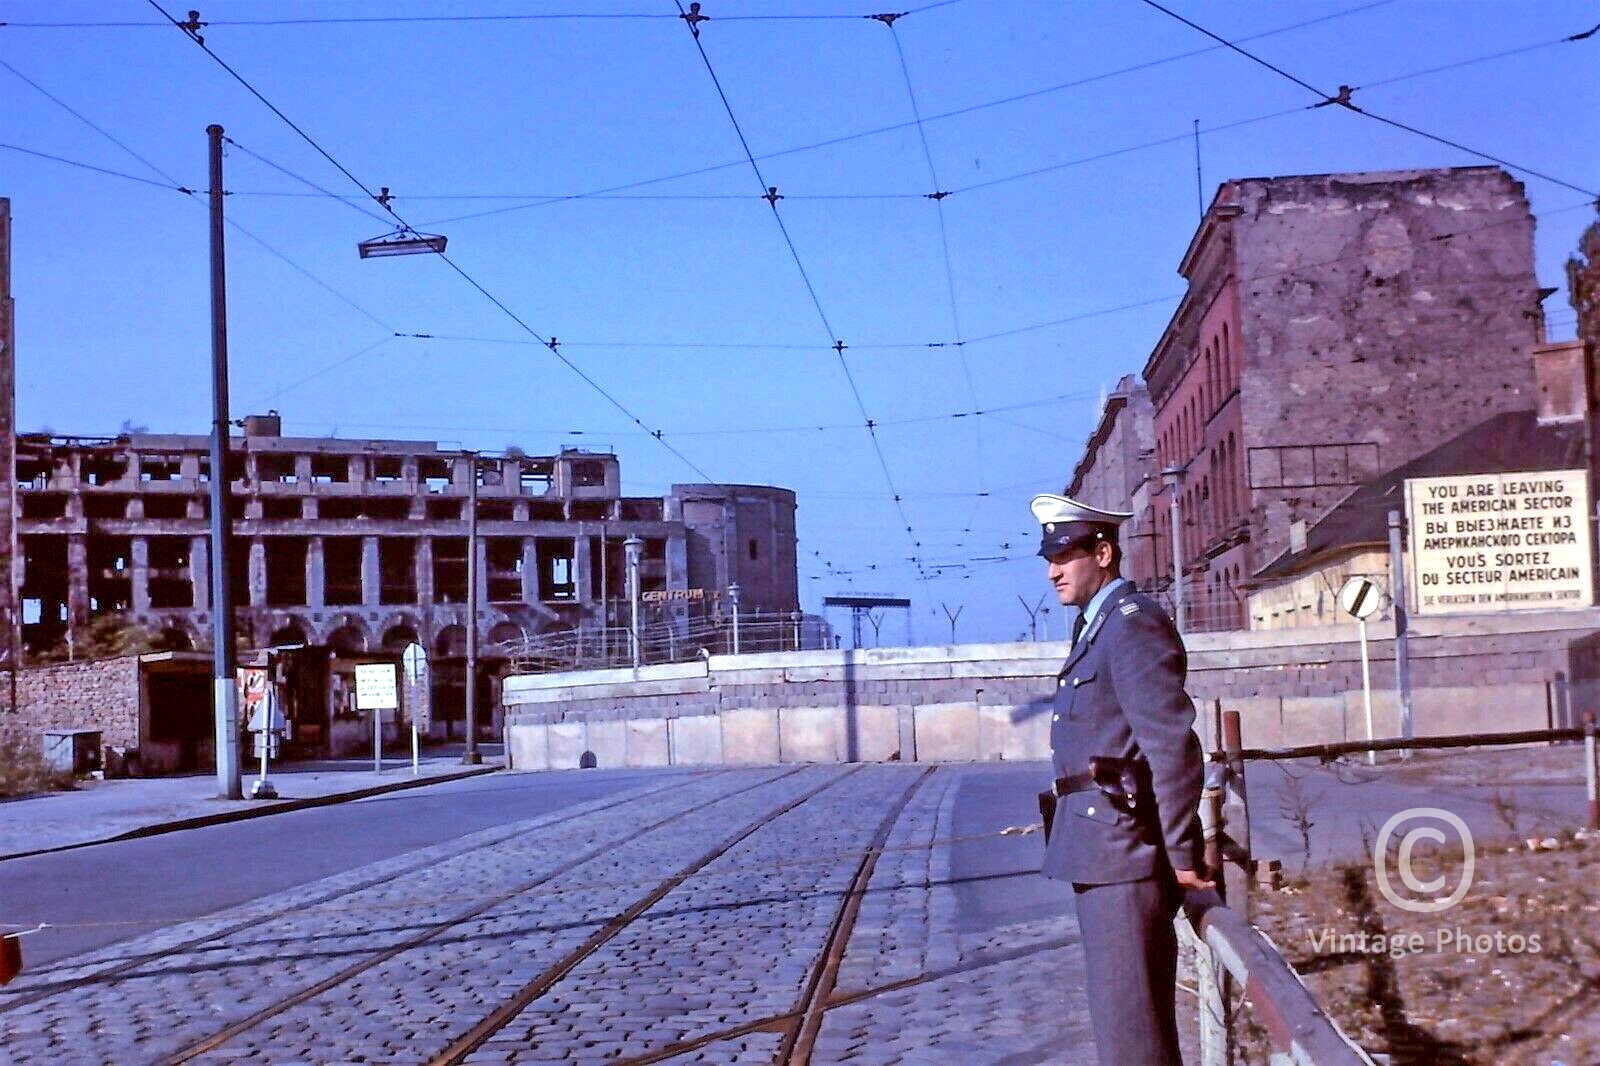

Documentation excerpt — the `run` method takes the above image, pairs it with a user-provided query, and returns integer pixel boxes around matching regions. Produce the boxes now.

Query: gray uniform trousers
[1073,876,1183,1066]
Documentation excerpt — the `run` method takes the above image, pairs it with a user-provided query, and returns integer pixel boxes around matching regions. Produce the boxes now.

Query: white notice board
[1406,469,1593,615]
[354,662,400,711]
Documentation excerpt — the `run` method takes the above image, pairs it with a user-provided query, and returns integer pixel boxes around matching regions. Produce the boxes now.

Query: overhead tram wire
[1138,0,1600,202]
[4,6,964,29]
[144,0,720,486]
[411,0,1397,228]
[879,15,985,499]
[0,52,395,333]
[670,0,932,588]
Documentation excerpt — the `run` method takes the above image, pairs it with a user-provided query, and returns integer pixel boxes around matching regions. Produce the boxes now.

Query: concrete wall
[503,608,1600,770]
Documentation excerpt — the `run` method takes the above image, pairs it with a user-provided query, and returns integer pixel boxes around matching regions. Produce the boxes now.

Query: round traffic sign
[1338,576,1382,620]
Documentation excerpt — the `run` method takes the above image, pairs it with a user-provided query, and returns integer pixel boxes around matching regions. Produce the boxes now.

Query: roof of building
[1254,409,1587,581]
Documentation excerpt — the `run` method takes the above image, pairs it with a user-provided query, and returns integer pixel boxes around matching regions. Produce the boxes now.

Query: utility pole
[1017,593,1047,641]
[940,603,962,644]
[624,535,643,667]
[463,451,481,764]
[206,125,241,799]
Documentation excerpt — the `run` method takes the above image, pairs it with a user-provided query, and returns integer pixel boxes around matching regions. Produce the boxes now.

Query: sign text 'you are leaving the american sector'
[1405,469,1593,615]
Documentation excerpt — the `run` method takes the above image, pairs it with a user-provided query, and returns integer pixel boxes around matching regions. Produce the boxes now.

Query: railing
[501,612,830,674]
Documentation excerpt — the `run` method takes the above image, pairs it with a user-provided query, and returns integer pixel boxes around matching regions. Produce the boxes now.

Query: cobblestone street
[0,765,1098,1063]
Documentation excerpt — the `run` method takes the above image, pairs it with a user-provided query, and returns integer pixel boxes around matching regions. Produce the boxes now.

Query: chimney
[1532,340,1591,425]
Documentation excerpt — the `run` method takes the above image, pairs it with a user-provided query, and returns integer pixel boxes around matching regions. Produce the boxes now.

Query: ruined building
[1071,166,1547,630]
[13,414,799,720]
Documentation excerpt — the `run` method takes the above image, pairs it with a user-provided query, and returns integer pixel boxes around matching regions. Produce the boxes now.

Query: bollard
[1585,712,1598,830]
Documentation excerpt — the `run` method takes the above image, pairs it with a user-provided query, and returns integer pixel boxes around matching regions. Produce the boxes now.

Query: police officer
[1032,493,1211,1066]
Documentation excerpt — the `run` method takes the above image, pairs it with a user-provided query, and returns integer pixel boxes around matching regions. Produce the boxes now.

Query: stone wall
[504,608,1600,770]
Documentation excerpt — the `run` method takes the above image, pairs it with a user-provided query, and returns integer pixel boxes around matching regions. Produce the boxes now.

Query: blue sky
[2,0,1596,643]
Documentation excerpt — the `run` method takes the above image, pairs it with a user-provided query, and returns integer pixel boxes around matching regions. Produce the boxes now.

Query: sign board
[1338,576,1382,620]
[1406,469,1594,615]
[354,663,399,712]
[401,642,431,733]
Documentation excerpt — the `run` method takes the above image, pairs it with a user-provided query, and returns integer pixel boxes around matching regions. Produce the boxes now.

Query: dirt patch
[1243,823,1600,1063]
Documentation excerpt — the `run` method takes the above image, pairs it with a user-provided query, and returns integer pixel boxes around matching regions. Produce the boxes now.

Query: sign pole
[372,687,382,774]
[1358,617,1375,765]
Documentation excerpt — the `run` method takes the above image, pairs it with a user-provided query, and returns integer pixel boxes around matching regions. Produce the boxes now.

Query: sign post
[355,663,400,774]
[1338,576,1382,764]
[401,642,427,776]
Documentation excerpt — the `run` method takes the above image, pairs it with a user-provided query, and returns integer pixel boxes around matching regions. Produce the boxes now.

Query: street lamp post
[728,582,742,654]
[623,536,643,668]
[1162,464,1188,632]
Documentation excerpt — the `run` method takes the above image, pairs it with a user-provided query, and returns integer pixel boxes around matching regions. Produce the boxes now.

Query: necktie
[1070,610,1087,648]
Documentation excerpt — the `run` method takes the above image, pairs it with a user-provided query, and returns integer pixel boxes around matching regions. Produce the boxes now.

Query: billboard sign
[1406,469,1593,615]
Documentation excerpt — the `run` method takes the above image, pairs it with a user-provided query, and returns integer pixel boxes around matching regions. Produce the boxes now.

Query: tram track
[159,766,828,1064]
[0,772,710,1014]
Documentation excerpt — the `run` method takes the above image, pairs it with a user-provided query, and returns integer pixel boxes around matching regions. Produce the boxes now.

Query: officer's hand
[1173,866,1216,892]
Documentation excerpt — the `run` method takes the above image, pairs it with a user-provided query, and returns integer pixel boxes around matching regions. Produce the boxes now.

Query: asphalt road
[0,766,689,968]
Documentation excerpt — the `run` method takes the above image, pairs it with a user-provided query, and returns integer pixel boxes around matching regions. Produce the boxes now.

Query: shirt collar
[1079,576,1128,632]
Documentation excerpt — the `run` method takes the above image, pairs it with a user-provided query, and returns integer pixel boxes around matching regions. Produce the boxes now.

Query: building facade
[1130,166,1544,630]
[13,414,799,725]
[1065,375,1158,579]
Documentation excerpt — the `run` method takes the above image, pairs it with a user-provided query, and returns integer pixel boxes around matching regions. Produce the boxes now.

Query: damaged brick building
[10,413,799,740]
[1070,166,1551,630]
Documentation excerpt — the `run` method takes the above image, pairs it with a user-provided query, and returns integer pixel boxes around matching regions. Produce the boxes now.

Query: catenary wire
[1138,0,1600,201]
[670,0,933,586]
[144,0,721,487]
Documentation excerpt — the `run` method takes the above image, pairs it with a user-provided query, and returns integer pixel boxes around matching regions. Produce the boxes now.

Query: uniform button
[1058,679,1065,687]
[1086,806,1096,816]
[1052,714,1059,722]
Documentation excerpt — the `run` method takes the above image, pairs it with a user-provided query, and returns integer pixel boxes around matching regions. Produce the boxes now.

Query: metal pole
[1163,466,1186,631]
[729,582,741,655]
[463,452,481,764]
[1358,617,1375,765]
[598,524,608,664]
[1388,510,1414,744]
[624,535,643,668]
[206,125,241,800]
[1584,712,1598,829]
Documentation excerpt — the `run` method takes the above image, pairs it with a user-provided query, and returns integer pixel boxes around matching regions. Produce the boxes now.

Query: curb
[0,764,501,864]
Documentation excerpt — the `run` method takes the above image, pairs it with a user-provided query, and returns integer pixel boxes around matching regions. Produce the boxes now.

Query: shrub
[0,731,75,797]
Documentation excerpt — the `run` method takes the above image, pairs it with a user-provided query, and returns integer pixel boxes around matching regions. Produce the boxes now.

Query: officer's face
[1044,541,1113,609]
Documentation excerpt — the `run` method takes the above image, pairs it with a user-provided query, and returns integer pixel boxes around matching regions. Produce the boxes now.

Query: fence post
[1222,710,1252,919]
[1585,712,1598,830]
[1198,720,1236,1066]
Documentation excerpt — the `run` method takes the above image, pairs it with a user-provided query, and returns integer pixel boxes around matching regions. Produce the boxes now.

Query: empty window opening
[21,494,67,520]
[88,535,134,615]
[487,538,523,603]
[527,500,564,521]
[363,499,410,521]
[379,538,417,605]
[265,538,308,606]
[263,498,302,520]
[477,500,514,522]
[20,536,69,655]
[748,538,760,561]
[321,499,361,521]
[149,538,194,609]
[520,460,553,495]
[427,499,463,521]
[433,537,468,603]
[570,459,606,488]
[420,457,453,494]
[139,454,184,482]
[620,499,662,522]
[323,538,362,606]
[311,455,350,483]
[257,454,297,483]
[83,454,129,487]
[143,495,190,520]
[536,538,576,601]
[16,453,52,490]
[570,499,608,521]
[369,456,402,483]
[84,495,130,520]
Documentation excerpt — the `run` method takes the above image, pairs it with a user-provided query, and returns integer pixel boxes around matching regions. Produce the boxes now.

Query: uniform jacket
[1042,580,1204,885]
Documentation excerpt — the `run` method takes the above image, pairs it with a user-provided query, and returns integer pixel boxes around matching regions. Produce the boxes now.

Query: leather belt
[1052,772,1094,796]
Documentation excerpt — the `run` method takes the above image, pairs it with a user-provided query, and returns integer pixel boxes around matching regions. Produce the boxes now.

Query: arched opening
[434,624,467,659]
[270,622,308,647]
[487,621,526,648]
[382,623,420,652]
[153,626,193,652]
[327,623,367,655]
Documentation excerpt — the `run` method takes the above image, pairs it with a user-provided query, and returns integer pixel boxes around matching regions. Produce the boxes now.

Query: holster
[1089,756,1153,815]
[1038,790,1056,844]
